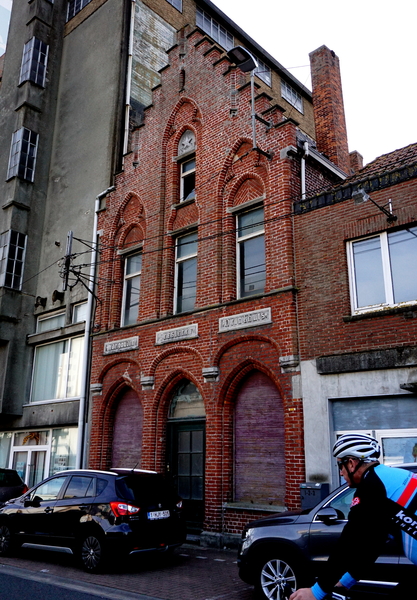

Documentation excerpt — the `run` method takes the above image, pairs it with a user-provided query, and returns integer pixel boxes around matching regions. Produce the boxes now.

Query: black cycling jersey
[313,464,417,598]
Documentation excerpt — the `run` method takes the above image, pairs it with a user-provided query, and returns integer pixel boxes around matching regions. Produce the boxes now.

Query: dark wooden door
[168,421,205,532]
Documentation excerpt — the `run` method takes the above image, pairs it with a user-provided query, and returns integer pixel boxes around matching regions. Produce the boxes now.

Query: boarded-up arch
[235,371,285,504]
[111,388,143,468]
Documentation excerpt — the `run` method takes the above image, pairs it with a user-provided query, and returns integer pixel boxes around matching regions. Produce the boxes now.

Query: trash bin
[300,482,330,510]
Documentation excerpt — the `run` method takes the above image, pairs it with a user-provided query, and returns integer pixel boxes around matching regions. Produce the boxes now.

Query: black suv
[0,468,28,506]
[0,468,186,572]
[237,464,417,600]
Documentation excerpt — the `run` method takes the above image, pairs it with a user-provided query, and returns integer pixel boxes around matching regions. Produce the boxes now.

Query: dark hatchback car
[238,464,417,600]
[0,468,186,572]
[0,468,28,506]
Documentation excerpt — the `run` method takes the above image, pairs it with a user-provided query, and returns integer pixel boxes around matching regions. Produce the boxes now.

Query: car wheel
[256,554,300,600]
[79,533,106,573]
[0,524,12,556]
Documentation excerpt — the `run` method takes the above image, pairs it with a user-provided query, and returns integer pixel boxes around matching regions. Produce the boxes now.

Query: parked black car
[237,464,417,600]
[0,468,186,572]
[0,468,28,506]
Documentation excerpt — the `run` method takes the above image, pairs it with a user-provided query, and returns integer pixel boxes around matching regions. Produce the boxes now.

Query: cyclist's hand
[289,588,315,600]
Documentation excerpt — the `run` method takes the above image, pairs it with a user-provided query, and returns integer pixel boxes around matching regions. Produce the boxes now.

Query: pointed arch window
[177,130,196,204]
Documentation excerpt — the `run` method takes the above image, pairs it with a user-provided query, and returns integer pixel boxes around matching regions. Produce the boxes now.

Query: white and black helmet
[333,433,380,461]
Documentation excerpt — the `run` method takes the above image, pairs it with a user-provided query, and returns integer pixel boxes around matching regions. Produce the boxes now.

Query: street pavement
[0,543,256,600]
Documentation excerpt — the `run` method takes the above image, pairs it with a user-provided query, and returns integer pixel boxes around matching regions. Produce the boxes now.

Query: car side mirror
[315,507,340,523]
[24,495,42,508]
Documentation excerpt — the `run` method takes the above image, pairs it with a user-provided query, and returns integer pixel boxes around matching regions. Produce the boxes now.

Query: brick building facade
[88,28,351,544]
[295,143,417,488]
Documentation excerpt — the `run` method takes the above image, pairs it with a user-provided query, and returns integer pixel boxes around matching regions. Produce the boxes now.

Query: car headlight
[241,527,255,551]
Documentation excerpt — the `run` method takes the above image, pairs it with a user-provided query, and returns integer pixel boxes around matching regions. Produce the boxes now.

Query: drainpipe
[123,0,136,157]
[301,141,309,200]
[75,186,115,469]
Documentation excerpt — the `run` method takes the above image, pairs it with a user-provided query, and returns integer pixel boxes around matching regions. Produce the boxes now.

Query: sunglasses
[337,459,349,471]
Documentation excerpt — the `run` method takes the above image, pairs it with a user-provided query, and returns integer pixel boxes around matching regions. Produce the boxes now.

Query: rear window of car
[115,474,173,504]
[0,470,22,487]
[64,476,95,499]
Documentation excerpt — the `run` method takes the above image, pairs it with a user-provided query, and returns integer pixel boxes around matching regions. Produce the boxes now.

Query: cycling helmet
[333,433,380,461]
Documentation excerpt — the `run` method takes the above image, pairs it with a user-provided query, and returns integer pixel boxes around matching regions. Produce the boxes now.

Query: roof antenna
[130,461,139,473]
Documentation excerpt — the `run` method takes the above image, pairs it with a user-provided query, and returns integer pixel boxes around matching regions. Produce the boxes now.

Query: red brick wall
[295,179,417,360]
[89,28,307,536]
[309,46,350,174]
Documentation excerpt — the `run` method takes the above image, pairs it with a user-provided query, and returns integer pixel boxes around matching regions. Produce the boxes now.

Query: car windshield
[0,470,22,487]
[115,474,173,504]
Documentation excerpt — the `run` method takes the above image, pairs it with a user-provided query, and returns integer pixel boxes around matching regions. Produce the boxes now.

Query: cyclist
[290,433,417,600]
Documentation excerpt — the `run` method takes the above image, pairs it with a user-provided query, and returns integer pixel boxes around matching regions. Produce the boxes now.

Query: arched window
[235,371,285,505]
[112,389,143,468]
[169,380,205,419]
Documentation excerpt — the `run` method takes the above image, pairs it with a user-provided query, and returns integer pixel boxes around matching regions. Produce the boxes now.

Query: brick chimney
[309,45,351,174]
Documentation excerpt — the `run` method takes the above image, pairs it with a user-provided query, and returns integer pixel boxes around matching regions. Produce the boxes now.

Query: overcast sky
[212,0,417,166]
[1,0,415,166]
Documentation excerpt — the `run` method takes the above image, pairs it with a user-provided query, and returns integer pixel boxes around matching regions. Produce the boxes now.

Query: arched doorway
[234,371,286,505]
[111,388,143,469]
[167,380,206,532]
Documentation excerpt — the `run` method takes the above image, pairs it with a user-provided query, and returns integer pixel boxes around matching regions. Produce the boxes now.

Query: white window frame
[37,311,66,333]
[121,252,142,327]
[30,336,84,403]
[73,301,88,323]
[19,37,49,87]
[255,57,271,87]
[180,157,196,203]
[67,0,92,21]
[3,427,78,487]
[166,0,182,11]
[196,7,234,51]
[174,232,198,314]
[0,230,27,290]
[7,127,38,182]
[236,206,266,299]
[347,228,417,314]
[281,80,304,114]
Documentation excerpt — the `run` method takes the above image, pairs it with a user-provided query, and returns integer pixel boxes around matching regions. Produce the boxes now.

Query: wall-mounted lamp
[352,187,397,222]
[352,188,371,205]
[227,46,273,160]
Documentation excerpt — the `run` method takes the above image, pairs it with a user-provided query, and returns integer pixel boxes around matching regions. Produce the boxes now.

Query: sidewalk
[0,543,255,600]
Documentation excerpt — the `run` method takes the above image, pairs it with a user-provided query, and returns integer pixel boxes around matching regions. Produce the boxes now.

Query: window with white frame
[255,57,271,87]
[73,301,88,323]
[7,127,38,182]
[180,157,196,202]
[166,0,182,10]
[37,312,66,333]
[196,7,234,51]
[20,37,49,87]
[31,336,84,402]
[0,230,27,290]
[122,252,142,326]
[347,226,417,313]
[67,0,92,21]
[281,79,304,114]
[175,232,198,313]
[237,206,266,298]
[0,428,77,487]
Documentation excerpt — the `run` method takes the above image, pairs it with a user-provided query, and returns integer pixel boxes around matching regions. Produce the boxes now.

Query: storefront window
[0,427,77,485]
[0,432,12,468]
[50,428,77,475]
[14,430,49,446]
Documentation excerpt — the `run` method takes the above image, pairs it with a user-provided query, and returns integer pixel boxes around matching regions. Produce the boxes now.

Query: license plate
[148,510,170,520]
